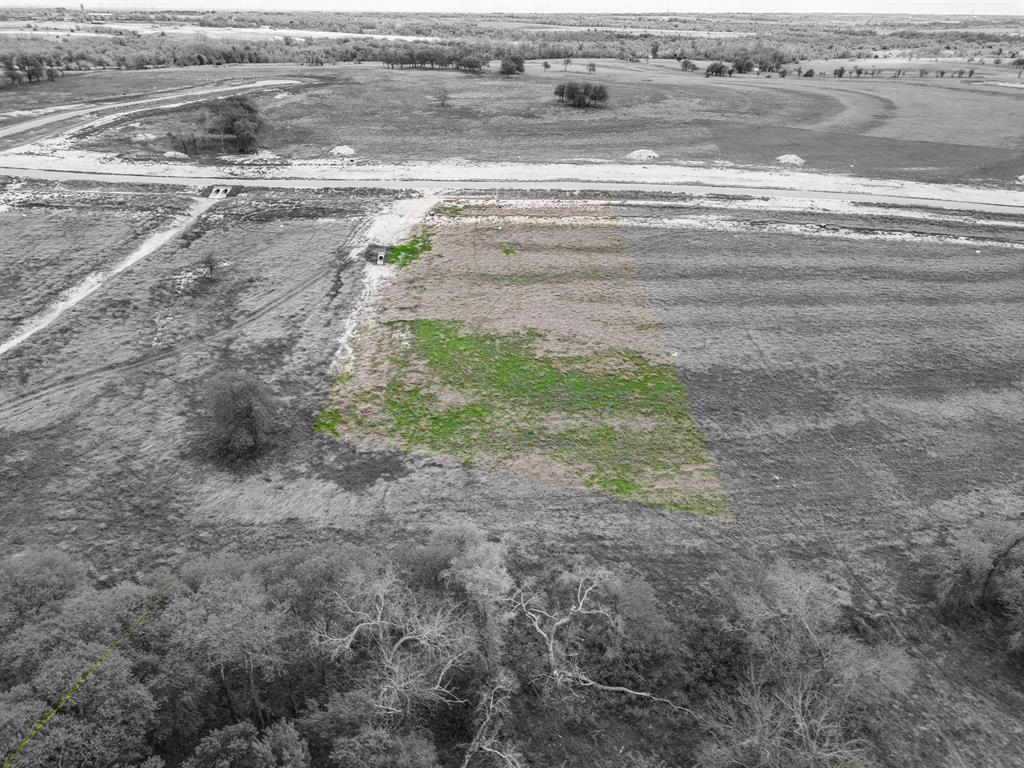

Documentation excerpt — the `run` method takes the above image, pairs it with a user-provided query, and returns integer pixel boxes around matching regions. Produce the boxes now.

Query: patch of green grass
[328,319,727,515]
[388,230,433,268]
[435,204,464,218]
[501,243,517,256]
[314,409,345,435]
[314,373,353,434]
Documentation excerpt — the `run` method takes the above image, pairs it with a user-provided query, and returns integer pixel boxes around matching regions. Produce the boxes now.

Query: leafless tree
[201,252,216,279]
[696,565,913,768]
[460,669,524,768]
[512,564,686,711]
[434,85,450,107]
[316,565,479,716]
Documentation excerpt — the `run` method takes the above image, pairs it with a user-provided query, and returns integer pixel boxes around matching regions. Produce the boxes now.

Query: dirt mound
[625,149,659,160]
[163,150,188,159]
[330,145,356,156]
[776,154,805,167]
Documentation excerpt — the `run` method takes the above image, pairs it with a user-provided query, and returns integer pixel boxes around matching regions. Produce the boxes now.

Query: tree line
[4,514,1016,766]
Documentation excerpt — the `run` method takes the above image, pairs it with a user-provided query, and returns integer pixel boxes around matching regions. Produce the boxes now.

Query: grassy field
[319,207,728,514]
[69,59,1024,184]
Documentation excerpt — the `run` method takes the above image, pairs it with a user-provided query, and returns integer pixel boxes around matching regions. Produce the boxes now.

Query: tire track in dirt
[0,196,219,359]
[0,212,376,420]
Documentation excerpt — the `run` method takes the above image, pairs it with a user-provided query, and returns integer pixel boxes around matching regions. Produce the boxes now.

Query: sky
[8,1,1024,16]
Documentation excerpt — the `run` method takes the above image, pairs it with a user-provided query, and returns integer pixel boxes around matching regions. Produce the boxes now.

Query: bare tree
[460,669,524,768]
[512,564,685,710]
[201,252,216,279]
[562,56,572,72]
[433,85,450,106]
[696,565,913,768]
[937,519,1024,657]
[316,565,479,716]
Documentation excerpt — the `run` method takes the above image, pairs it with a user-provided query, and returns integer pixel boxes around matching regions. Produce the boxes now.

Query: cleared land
[0,183,402,569]
[59,59,1024,184]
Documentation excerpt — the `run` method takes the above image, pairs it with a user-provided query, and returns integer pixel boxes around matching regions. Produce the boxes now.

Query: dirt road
[2,163,1022,215]
[0,78,302,140]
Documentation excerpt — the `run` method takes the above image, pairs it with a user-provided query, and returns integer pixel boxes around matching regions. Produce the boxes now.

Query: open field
[3,181,1023,765]
[1,16,1023,765]
[59,59,1024,184]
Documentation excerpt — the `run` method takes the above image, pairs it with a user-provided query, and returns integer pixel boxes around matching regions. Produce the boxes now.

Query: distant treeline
[0,10,1019,84]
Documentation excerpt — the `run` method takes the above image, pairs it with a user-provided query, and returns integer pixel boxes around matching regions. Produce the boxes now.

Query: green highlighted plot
[320,320,727,515]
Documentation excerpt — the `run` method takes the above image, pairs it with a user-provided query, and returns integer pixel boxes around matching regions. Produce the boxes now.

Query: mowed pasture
[71,58,1024,183]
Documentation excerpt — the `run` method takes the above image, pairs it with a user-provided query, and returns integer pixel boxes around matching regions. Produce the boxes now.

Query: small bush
[936,520,1024,661]
[202,371,281,459]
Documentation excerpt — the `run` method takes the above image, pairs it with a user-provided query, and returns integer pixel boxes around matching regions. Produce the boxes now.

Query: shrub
[554,80,608,108]
[202,371,281,459]
[936,520,1024,660]
[499,58,518,77]
[802,68,815,77]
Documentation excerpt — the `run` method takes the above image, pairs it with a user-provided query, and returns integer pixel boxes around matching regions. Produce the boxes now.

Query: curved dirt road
[0,78,303,141]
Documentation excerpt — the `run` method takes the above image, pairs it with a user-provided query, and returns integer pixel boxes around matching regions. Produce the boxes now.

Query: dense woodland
[1,519,1021,767]
[0,10,1020,83]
